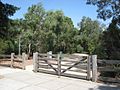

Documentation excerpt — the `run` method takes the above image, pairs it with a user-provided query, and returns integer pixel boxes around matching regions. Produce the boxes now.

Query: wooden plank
[98,59,120,64]
[98,76,120,83]
[38,64,51,69]
[14,55,21,58]
[38,61,58,65]
[98,67,120,72]
[38,68,87,79]
[61,72,87,79]
[61,68,87,73]
[38,60,87,69]
[62,58,87,63]
[72,53,89,57]
[61,58,87,74]
[38,53,57,58]
[38,57,58,61]
[0,58,11,62]
[0,55,11,58]
[38,68,58,75]
[38,64,87,73]
[13,59,23,62]
[44,60,58,73]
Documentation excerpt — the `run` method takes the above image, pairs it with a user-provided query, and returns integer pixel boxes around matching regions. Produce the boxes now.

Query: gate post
[47,51,52,58]
[87,55,91,80]
[22,53,26,70]
[33,52,38,72]
[92,55,97,82]
[58,51,62,77]
[11,53,14,68]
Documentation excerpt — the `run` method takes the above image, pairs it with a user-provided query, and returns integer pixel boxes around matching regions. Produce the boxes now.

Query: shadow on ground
[89,84,120,90]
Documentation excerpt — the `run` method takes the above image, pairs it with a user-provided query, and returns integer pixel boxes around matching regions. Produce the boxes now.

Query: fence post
[11,53,14,68]
[87,55,91,80]
[58,51,62,77]
[33,52,38,72]
[47,51,52,58]
[92,55,97,82]
[22,53,26,70]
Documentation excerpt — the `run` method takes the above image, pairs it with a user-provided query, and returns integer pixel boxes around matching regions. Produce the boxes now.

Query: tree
[0,1,19,37]
[101,19,120,59]
[78,16,104,54]
[23,3,46,53]
[86,0,120,59]
[86,0,120,26]
[0,1,19,54]
[43,10,75,53]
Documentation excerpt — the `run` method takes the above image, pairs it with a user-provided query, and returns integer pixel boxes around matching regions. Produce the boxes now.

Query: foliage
[78,16,103,54]
[86,0,120,26]
[0,1,19,37]
[101,19,120,59]
[0,1,19,54]
[0,2,105,58]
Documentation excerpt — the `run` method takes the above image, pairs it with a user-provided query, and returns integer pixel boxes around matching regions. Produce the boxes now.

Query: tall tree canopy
[78,16,104,54]
[86,0,120,26]
[23,3,75,53]
[0,1,19,37]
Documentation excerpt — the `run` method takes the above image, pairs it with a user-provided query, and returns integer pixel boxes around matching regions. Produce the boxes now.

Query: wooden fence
[97,59,120,83]
[0,53,27,69]
[33,52,98,82]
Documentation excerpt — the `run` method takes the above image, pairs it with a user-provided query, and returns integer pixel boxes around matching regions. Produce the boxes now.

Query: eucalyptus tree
[86,0,120,27]
[78,16,104,54]
[43,10,75,53]
[86,0,120,59]
[23,3,46,53]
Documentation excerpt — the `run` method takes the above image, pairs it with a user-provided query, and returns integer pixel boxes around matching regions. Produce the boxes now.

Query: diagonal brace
[44,60,58,73]
[61,58,87,74]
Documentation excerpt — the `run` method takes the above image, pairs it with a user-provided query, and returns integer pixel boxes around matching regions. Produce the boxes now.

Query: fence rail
[97,59,120,83]
[0,53,27,69]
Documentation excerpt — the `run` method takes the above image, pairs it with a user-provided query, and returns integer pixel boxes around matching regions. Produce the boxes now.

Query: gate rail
[33,52,97,82]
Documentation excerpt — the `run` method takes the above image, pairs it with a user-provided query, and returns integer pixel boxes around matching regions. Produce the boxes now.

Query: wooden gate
[33,52,92,80]
[33,52,91,80]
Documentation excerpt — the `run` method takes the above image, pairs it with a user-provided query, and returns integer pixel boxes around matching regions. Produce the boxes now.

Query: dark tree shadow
[89,84,120,90]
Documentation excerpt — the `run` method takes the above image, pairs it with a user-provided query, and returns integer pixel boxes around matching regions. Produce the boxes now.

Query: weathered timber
[0,55,11,58]
[87,55,91,80]
[22,53,26,70]
[98,76,120,83]
[47,51,52,58]
[44,59,58,73]
[92,55,97,82]
[10,53,14,68]
[33,52,39,72]
[98,67,120,72]
[61,58,87,74]
[58,52,62,77]
[98,59,120,64]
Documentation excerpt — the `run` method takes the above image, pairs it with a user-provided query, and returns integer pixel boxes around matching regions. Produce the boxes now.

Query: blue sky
[2,0,109,27]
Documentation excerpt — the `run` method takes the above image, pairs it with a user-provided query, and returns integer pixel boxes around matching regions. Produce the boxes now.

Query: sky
[2,0,110,27]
